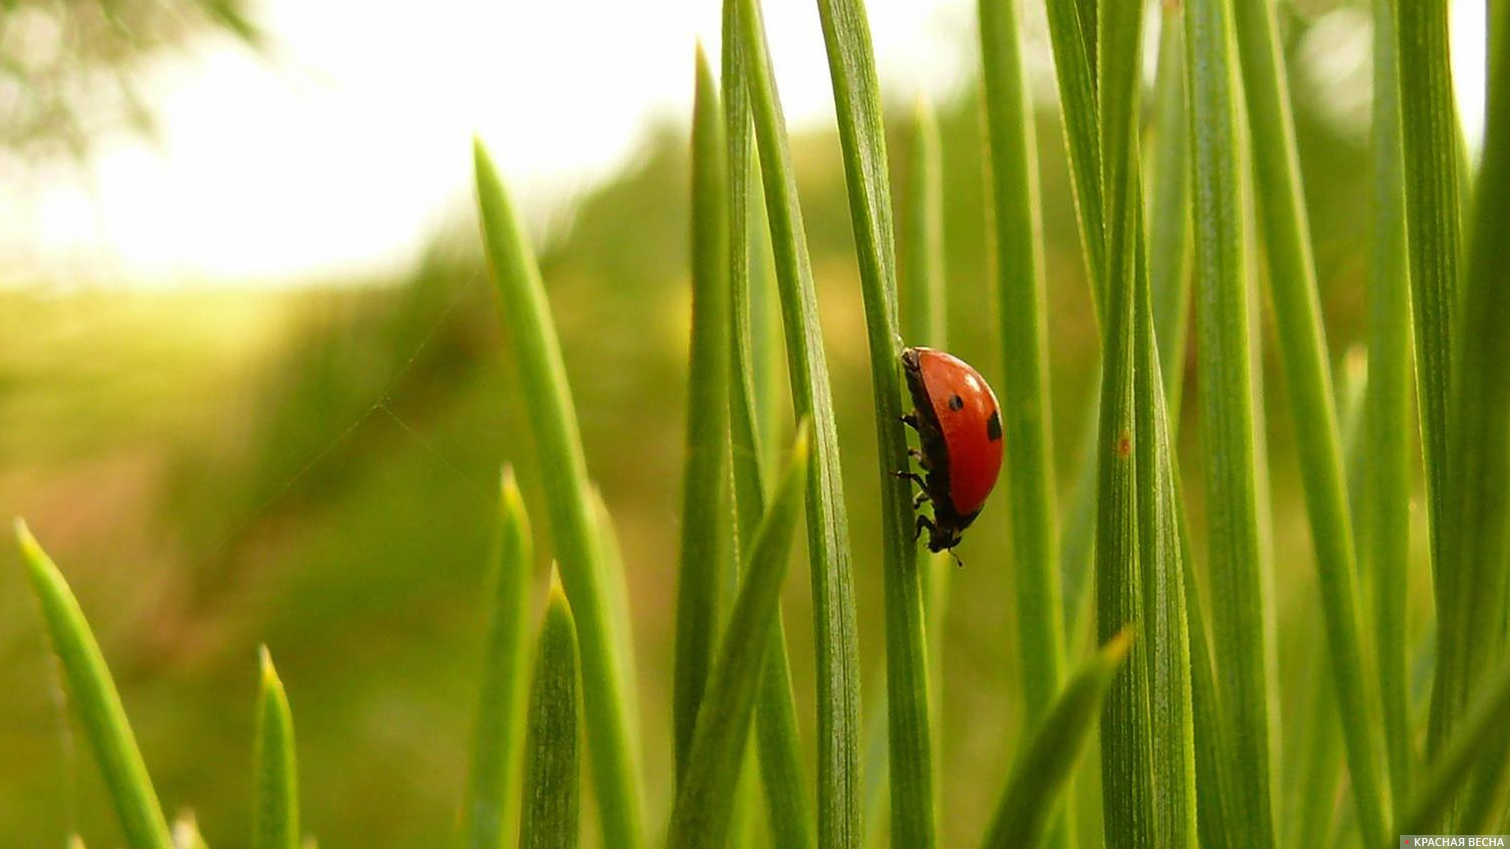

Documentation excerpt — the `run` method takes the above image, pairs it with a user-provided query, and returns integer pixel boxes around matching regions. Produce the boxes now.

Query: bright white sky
[0,0,1486,288]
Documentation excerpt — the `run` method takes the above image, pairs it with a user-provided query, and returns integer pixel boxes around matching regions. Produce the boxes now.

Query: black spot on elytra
[986,410,1002,442]
[948,394,964,411]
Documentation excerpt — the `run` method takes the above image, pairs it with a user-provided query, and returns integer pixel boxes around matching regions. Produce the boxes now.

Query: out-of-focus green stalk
[1183,0,1277,845]
[474,141,643,849]
[735,1,863,845]
[1367,0,1414,819]
[519,573,582,849]
[1397,0,1460,759]
[978,0,1070,844]
[672,43,733,786]
[721,7,814,847]
[810,0,934,842]
[1229,0,1390,841]
[902,97,945,350]
[1148,9,1191,427]
[460,470,532,849]
[15,521,173,849]
[1439,8,1510,826]
[253,648,299,849]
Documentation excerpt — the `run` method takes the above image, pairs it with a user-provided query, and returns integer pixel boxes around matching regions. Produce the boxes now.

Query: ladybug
[897,346,1004,556]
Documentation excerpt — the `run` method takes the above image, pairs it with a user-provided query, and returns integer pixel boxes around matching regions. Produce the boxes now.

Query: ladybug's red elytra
[898,346,1004,556]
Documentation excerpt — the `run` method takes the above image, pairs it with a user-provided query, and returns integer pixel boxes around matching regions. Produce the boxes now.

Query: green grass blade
[673,43,734,786]
[1092,3,1158,848]
[1401,651,1510,836]
[1147,8,1192,427]
[1041,0,1105,310]
[733,2,863,845]
[15,521,173,849]
[981,629,1133,849]
[474,141,643,849]
[461,469,533,849]
[978,0,1071,844]
[1183,0,1277,844]
[1439,11,1510,823]
[1134,225,1198,849]
[1229,0,1391,841]
[1396,2,1461,714]
[253,648,299,849]
[666,424,812,849]
[1367,0,1414,818]
[721,10,815,847]
[902,96,945,350]
[809,2,935,844]
[519,573,582,849]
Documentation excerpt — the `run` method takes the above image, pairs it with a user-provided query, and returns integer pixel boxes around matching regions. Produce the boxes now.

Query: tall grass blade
[981,629,1133,849]
[474,141,643,849]
[1367,0,1414,818]
[1439,10,1510,823]
[1148,9,1192,427]
[721,10,815,847]
[809,2,936,844]
[253,648,299,849]
[1229,0,1391,840]
[1094,1,1158,846]
[1395,2,1461,713]
[1183,0,1277,844]
[1180,511,1241,849]
[1041,0,1105,307]
[733,1,863,845]
[519,572,582,849]
[666,424,812,849]
[673,43,734,786]
[15,520,174,849]
[978,0,1071,844]
[1401,651,1510,837]
[461,469,533,849]
[902,97,945,350]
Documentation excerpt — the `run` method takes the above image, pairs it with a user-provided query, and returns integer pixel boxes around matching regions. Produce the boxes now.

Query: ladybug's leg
[913,515,937,542]
[892,470,927,491]
[900,413,921,432]
[913,490,931,509]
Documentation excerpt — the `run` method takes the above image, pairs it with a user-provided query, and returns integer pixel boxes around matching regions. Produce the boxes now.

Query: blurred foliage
[0,5,1420,847]
[0,0,256,158]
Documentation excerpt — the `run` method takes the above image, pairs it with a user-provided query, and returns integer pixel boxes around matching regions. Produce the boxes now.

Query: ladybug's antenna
[948,548,964,568]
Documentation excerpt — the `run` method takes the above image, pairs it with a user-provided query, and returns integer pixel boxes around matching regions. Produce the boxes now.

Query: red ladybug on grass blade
[898,347,1004,557]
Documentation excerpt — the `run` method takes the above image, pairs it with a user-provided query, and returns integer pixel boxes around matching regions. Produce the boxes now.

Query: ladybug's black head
[925,523,963,554]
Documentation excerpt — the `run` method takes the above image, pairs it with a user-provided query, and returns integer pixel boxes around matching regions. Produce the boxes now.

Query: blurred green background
[0,1,1437,846]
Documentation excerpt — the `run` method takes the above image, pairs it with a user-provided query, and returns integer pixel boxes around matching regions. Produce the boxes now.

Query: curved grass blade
[978,0,1071,844]
[519,572,582,849]
[666,424,812,849]
[474,141,643,849]
[809,0,936,839]
[981,628,1133,849]
[15,520,173,849]
[808,1,935,844]
[1095,0,1159,845]
[1367,0,1414,818]
[253,648,299,849]
[673,43,734,786]
[461,469,533,849]
[721,10,815,848]
[1041,0,1105,310]
[1438,12,1510,824]
[1395,2,1461,710]
[1229,0,1391,841]
[1183,0,1278,844]
[902,96,945,351]
[733,2,863,845]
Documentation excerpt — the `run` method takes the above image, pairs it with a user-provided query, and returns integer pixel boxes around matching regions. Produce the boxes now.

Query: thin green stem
[519,574,582,849]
